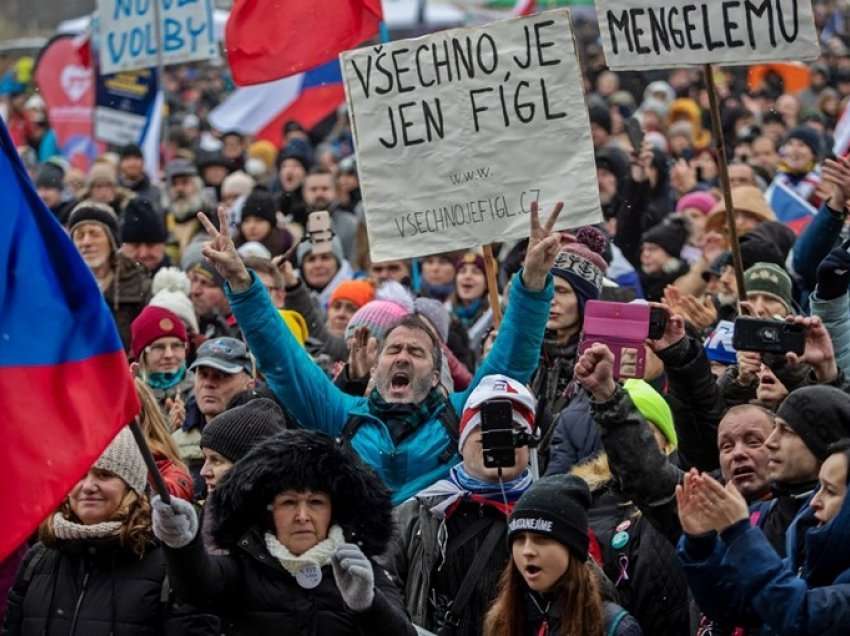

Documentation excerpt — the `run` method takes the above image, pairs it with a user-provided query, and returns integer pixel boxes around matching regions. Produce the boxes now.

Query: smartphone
[625,116,644,152]
[306,210,333,254]
[579,301,649,380]
[732,317,805,356]
[480,399,516,469]
[648,307,669,340]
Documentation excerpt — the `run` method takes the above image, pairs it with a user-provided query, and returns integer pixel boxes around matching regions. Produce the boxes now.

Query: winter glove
[816,239,850,301]
[151,495,198,548]
[331,543,375,612]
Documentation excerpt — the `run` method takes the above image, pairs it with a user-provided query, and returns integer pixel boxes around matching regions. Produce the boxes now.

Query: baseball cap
[190,337,254,375]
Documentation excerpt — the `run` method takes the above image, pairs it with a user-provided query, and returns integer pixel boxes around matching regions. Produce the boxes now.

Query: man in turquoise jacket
[197,202,563,504]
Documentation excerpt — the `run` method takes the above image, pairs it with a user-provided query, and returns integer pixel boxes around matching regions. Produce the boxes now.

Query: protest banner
[97,0,218,75]
[95,68,159,146]
[596,0,820,71]
[34,35,100,171]
[341,9,600,263]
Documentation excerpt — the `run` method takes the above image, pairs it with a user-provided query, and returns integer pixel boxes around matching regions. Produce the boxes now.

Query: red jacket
[153,456,194,501]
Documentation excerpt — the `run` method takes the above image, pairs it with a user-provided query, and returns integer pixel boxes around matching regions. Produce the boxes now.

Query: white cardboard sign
[596,0,820,71]
[341,9,601,262]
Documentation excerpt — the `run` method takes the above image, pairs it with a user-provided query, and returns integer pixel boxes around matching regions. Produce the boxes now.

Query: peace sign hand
[521,200,564,291]
[198,206,252,293]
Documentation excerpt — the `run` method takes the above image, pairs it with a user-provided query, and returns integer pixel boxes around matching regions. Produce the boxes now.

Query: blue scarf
[417,463,533,518]
[147,364,187,391]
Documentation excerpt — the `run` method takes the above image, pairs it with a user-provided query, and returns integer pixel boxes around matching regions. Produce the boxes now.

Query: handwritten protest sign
[97,0,218,75]
[596,0,819,71]
[341,10,600,262]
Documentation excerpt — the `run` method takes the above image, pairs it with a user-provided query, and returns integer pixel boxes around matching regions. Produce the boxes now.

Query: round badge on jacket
[295,563,322,589]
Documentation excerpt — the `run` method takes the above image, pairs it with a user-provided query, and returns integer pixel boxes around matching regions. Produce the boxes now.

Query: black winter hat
[240,188,277,226]
[68,201,121,250]
[777,386,850,462]
[211,430,393,554]
[641,216,689,258]
[277,139,312,172]
[119,143,144,159]
[508,474,592,560]
[589,103,612,135]
[35,163,64,190]
[121,197,166,244]
[200,398,286,463]
[785,126,823,160]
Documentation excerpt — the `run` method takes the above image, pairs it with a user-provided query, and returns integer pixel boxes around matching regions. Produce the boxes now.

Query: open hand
[691,473,749,533]
[165,394,186,431]
[785,315,838,383]
[676,470,717,536]
[821,157,850,212]
[198,206,251,292]
[348,327,379,380]
[647,303,686,352]
[521,200,564,292]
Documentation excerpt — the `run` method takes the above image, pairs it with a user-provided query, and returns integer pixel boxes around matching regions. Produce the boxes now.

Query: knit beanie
[623,379,677,449]
[414,297,451,342]
[68,201,121,251]
[459,374,537,451]
[330,280,375,310]
[148,270,199,333]
[241,189,277,226]
[247,140,277,170]
[776,386,850,462]
[35,163,64,190]
[279,309,309,346]
[221,170,255,198]
[187,260,225,289]
[676,191,717,216]
[588,103,612,135]
[296,236,345,267]
[785,126,823,160]
[344,299,411,341]
[237,241,272,260]
[744,262,793,314]
[200,398,287,463]
[121,197,167,244]
[455,251,487,276]
[508,474,591,560]
[131,306,188,360]
[87,162,117,186]
[551,226,607,318]
[641,216,689,258]
[94,428,147,494]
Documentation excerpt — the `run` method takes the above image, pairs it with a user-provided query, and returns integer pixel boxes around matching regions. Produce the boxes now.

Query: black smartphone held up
[732,317,805,356]
[625,116,644,152]
[648,307,669,341]
[480,399,516,469]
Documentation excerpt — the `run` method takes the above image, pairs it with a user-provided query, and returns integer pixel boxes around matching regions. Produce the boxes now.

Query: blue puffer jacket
[677,489,850,635]
[227,270,553,505]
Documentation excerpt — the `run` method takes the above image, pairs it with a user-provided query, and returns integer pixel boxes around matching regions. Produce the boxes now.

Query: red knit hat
[454,251,487,276]
[131,306,188,359]
[329,280,375,309]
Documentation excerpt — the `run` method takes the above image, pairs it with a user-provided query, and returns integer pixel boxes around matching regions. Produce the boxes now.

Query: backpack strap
[20,543,48,585]
[439,520,505,634]
[604,603,629,636]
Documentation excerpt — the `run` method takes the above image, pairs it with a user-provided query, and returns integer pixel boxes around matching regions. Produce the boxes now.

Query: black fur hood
[210,430,393,556]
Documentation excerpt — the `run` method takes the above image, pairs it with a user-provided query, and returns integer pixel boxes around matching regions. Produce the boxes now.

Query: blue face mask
[147,364,187,391]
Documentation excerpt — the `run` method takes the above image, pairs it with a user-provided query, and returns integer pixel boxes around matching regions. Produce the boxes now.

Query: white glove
[151,495,198,548]
[332,543,375,611]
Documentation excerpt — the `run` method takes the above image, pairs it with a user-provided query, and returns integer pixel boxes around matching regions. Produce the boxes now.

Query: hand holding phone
[732,317,804,356]
[306,210,334,254]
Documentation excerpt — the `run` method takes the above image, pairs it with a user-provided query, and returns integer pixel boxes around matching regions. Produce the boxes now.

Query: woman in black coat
[152,429,417,636]
[2,428,218,636]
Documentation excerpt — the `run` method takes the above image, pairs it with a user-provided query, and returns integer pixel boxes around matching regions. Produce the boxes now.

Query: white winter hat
[149,289,199,334]
[458,374,537,451]
[94,428,147,494]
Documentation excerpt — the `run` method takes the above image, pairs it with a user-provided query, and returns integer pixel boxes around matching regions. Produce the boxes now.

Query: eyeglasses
[147,341,187,355]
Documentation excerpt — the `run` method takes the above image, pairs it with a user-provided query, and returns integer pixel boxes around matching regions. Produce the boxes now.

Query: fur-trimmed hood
[210,430,393,556]
[571,453,614,493]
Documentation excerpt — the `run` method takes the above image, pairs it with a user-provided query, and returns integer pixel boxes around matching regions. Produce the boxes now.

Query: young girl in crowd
[484,474,641,636]
[446,251,493,360]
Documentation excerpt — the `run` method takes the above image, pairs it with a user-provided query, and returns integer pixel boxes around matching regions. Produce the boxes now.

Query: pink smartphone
[578,301,650,379]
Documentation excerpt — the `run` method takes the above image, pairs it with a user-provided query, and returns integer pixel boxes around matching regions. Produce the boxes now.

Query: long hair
[134,378,187,472]
[39,489,154,559]
[484,554,605,636]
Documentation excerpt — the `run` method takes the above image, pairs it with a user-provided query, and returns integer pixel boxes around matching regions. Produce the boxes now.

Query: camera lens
[758,327,780,343]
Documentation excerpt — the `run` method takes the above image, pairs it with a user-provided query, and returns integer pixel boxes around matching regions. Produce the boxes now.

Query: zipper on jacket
[69,567,91,635]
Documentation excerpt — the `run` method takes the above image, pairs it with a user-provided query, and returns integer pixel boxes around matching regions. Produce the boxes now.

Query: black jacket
[2,539,217,636]
[165,528,416,636]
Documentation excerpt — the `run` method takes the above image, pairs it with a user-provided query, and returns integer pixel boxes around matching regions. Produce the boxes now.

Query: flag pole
[129,418,172,504]
[703,63,747,302]
[483,244,502,329]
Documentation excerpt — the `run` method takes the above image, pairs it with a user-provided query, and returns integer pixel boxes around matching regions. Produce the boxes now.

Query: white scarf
[264,525,345,577]
[52,513,122,541]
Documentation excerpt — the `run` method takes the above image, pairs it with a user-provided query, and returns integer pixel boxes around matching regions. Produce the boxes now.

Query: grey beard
[717,292,737,307]
[171,194,204,222]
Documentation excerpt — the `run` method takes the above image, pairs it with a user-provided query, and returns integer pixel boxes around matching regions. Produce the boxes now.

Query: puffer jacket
[2,538,218,636]
[104,252,152,351]
[165,527,415,636]
[678,482,850,634]
[227,269,553,504]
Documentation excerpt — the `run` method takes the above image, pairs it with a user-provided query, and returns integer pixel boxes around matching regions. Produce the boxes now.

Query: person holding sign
[196,201,563,504]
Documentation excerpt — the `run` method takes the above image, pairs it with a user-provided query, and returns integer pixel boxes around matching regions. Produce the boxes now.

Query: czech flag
[766,178,818,236]
[208,60,345,148]
[0,117,139,560]
[225,0,382,86]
